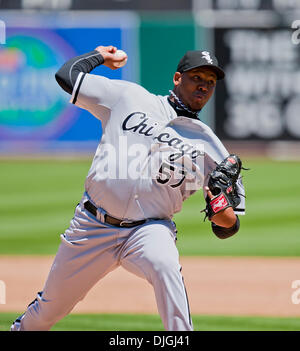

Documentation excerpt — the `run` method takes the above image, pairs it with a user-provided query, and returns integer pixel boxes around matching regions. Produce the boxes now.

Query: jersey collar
[167,97,201,120]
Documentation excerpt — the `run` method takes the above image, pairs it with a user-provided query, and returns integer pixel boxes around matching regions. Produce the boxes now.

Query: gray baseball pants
[17,200,193,331]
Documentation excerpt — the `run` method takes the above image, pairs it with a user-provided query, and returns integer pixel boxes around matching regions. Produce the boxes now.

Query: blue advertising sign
[0,11,139,153]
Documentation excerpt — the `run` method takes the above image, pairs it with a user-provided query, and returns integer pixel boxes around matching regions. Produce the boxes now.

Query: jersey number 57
[156,161,186,188]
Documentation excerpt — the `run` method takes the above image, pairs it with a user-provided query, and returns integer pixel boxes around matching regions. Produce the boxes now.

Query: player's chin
[190,97,207,111]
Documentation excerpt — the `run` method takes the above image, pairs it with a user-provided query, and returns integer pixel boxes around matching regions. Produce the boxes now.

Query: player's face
[173,67,217,111]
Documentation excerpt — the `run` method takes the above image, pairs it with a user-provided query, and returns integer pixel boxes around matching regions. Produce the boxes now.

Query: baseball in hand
[113,50,128,68]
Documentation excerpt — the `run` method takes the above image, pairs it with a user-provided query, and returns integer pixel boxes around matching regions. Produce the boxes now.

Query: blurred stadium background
[1,0,300,331]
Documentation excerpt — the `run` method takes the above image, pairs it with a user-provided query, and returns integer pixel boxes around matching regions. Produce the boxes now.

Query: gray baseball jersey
[71,73,245,221]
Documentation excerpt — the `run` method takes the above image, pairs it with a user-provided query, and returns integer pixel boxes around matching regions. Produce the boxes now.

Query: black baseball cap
[177,50,225,80]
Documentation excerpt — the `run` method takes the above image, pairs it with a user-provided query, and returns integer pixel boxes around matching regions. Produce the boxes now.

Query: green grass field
[1,158,299,256]
[2,313,300,331]
[1,157,300,331]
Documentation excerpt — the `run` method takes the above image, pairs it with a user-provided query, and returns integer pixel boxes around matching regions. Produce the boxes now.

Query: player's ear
[173,72,182,86]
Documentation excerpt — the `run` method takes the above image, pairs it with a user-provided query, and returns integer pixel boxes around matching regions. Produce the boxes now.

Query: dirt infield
[1,256,300,317]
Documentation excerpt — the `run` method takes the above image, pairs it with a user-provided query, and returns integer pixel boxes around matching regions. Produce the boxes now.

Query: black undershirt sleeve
[211,216,240,239]
[55,50,104,94]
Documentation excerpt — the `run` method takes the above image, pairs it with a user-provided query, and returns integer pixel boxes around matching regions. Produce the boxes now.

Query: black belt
[84,200,146,228]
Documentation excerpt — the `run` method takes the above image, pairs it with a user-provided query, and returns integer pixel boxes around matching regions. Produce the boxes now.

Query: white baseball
[113,50,128,68]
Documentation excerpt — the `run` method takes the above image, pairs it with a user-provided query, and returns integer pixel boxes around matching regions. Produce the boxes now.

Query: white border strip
[0,10,139,29]
[195,10,279,28]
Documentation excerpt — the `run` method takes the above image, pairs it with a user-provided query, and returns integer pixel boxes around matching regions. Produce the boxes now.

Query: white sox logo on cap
[176,50,225,79]
[201,51,213,64]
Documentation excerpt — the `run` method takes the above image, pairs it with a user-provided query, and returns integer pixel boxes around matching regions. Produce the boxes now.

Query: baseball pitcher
[11,46,246,331]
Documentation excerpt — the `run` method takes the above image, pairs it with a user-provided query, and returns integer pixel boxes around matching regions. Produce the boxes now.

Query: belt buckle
[119,220,132,227]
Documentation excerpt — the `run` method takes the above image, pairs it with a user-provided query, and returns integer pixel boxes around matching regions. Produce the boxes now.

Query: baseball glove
[202,154,243,221]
